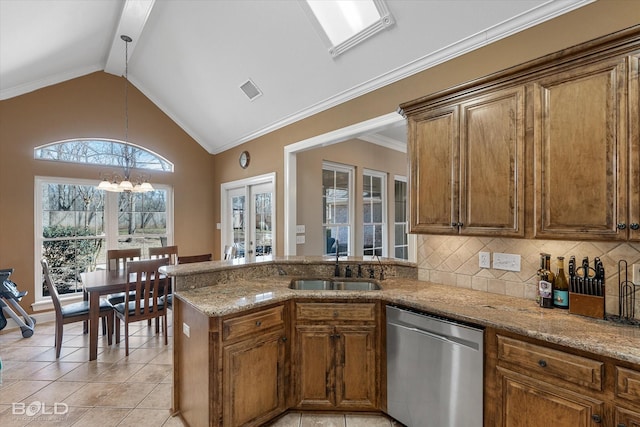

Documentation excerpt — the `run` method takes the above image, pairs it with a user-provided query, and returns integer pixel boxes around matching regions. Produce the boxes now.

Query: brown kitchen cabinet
[487,330,640,427]
[173,299,288,427]
[404,86,525,237]
[402,28,640,241]
[292,301,380,411]
[533,56,632,240]
[221,306,287,427]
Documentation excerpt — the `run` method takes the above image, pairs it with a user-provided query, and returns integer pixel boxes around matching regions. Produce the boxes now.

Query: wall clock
[239,151,250,169]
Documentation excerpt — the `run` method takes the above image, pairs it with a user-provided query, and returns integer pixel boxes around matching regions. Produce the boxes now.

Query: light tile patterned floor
[0,315,397,426]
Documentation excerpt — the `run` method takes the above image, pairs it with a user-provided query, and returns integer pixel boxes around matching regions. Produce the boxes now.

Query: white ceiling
[0,0,593,154]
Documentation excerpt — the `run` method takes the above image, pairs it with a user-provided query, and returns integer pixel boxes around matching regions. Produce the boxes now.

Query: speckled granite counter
[165,257,640,365]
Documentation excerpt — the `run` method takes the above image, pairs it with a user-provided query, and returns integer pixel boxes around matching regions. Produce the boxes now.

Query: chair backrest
[223,245,237,260]
[107,248,141,271]
[124,258,170,320]
[178,253,212,264]
[149,245,179,265]
[40,259,62,316]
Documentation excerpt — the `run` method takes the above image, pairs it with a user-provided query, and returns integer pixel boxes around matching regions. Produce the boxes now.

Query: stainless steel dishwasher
[386,305,484,427]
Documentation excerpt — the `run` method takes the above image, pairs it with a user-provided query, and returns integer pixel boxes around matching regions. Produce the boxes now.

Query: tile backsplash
[416,235,640,316]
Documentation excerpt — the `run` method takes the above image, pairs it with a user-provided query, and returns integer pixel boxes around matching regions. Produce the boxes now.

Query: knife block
[569,291,605,319]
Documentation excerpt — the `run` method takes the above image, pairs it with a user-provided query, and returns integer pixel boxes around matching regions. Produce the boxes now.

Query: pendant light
[98,35,154,193]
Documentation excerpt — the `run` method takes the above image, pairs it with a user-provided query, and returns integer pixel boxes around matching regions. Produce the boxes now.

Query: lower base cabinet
[295,324,377,409]
[488,330,640,427]
[293,302,380,411]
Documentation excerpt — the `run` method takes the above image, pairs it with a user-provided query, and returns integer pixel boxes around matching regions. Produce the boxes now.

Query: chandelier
[98,35,154,193]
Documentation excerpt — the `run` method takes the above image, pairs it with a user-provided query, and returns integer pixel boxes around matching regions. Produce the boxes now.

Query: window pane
[41,180,107,292]
[35,139,173,172]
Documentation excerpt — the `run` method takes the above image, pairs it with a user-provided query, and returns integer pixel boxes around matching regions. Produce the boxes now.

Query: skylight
[302,0,394,57]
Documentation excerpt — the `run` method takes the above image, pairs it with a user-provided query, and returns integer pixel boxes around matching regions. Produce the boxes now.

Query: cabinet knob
[538,359,547,368]
[630,223,640,230]
[451,222,458,227]
[281,336,287,342]
[617,423,627,427]
[457,222,464,227]
[255,320,262,327]
[591,414,602,423]
[617,223,627,230]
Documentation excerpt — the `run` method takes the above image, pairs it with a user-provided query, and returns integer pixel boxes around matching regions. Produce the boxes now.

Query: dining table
[80,269,133,361]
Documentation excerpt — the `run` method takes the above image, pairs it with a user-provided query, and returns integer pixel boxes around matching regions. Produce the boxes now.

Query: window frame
[300,0,395,58]
[362,168,387,257]
[322,161,354,256]
[33,176,173,308]
[393,175,409,260]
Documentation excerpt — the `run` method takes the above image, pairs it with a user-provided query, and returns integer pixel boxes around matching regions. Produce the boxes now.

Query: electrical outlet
[182,322,190,338]
[479,252,491,268]
[493,253,521,272]
[633,264,640,285]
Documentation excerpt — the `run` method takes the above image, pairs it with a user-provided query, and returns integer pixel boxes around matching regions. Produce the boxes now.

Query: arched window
[34,139,174,172]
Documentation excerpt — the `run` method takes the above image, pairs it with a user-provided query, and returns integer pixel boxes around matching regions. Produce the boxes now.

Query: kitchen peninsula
[163,257,640,427]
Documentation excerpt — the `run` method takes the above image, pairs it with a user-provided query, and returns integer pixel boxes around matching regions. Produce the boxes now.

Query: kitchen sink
[289,278,381,291]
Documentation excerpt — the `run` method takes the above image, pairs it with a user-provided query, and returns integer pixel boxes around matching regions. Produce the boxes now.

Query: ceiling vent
[240,79,263,101]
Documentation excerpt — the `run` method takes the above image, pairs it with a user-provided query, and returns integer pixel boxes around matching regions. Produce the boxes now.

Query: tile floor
[0,315,398,426]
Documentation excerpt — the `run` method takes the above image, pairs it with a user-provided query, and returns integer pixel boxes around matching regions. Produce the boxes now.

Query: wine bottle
[538,253,554,308]
[553,256,569,309]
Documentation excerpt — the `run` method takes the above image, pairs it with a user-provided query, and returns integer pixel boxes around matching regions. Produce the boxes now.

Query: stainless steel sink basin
[289,279,381,291]
[289,279,333,290]
[332,281,381,291]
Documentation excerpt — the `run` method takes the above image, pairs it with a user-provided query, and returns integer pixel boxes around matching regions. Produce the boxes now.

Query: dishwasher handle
[388,321,481,351]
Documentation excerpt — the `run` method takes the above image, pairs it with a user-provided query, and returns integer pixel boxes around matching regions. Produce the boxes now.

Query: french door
[221,174,275,260]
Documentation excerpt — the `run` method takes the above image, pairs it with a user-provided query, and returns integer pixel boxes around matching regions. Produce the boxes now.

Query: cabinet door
[498,368,605,427]
[294,324,335,408]
[616,407,640,427]
[408,105,459,234]
[630,53,640,241]
[222,330,286,427]
[534,58,628,240]
[460,87,525,236]
[334,325,378,410]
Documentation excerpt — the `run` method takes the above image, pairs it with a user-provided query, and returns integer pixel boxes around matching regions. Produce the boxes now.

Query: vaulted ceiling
[0,0,594,154]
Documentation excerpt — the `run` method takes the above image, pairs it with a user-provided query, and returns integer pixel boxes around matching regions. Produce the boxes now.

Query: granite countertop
[175,275,640,365]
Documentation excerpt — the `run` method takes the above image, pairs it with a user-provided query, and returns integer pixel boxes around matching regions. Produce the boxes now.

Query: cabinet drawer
[497,335,603,391]
[616,366,640,401]
[222,305,284,341]
[296,303,376,322]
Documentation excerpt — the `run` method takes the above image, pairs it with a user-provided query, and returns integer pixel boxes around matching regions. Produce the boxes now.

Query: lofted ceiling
[0,0,594,154]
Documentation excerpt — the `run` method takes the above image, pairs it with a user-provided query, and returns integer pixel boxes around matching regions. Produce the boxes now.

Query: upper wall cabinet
[402,25,640,241]
[406,86,525,237]
[533,58,630,240]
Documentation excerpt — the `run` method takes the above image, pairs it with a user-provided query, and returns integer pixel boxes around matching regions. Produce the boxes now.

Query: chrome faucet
[334,240,340,277]
[375,254,385,280]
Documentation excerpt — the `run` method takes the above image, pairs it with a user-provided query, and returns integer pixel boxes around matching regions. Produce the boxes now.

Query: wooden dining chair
[107,248,142,306]
[177,253,212,264]
[113,258,170,356]
[41,259,114,358]
[107,248,141,272]
[149,245,179,265]
[148,245,178,330]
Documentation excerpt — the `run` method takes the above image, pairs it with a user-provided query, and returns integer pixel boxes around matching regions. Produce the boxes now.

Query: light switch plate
[296,224,305,234]
[479,252,490,268]
[493,253,521,272]
[296,235,305,244]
